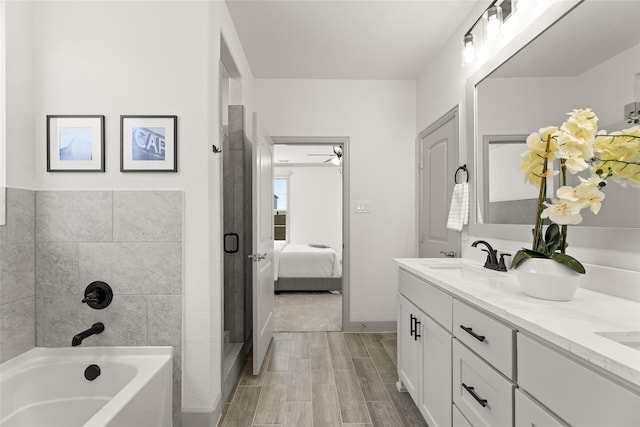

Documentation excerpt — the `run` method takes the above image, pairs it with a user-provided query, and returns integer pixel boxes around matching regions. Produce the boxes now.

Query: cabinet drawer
[518,333,640,427]
[399,269,452,332]
[515,389,567,427]
[453,340,514,427]
[453,404,472,427]
[453,299,516,379]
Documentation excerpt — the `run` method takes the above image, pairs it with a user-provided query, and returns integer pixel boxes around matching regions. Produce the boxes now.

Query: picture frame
[46,115,105,172]
[120,115,178,172]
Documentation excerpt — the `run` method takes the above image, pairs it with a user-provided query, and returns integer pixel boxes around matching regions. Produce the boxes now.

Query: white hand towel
[446,182,469,232]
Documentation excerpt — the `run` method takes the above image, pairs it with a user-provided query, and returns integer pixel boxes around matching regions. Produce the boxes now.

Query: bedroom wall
[276,166,342,257]
[256,79,416,328]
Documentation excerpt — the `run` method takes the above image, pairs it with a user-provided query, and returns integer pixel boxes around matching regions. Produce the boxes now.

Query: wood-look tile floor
[219,332,427,427]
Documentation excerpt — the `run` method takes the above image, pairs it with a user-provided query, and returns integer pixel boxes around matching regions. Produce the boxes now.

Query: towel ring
[454,164,469,184]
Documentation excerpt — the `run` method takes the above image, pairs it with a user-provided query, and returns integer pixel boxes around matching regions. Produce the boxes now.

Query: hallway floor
[219,331,427,427]
[275,292,342,332]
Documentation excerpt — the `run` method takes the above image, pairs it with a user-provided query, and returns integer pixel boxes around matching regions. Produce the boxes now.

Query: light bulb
[331,156,341,166]
[462,34,475,64]
[484,6,502,42]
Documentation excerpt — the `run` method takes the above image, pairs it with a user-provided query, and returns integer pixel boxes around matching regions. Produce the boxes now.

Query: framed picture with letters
[120,115,177,172]
[47,115,105,172]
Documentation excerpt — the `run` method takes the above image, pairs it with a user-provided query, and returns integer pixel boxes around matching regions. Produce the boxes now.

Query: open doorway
[272,137,349,332]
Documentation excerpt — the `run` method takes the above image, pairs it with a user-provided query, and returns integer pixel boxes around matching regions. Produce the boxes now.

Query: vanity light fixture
[461,0,516,66]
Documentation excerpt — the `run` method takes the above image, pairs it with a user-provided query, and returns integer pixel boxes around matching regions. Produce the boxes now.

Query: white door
[418,107,460,258]
[251,112,275,375]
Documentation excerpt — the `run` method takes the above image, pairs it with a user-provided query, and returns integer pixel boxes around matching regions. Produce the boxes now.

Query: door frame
[271,136,350,331]
[416,106,460,257]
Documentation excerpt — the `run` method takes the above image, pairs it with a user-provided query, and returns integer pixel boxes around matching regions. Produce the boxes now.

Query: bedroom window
[274,177,288,240]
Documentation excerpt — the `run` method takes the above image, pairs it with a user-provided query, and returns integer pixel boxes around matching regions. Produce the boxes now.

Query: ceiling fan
[307,145,343,164]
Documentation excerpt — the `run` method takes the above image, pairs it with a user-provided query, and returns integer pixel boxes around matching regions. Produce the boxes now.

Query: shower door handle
[248,253,267,262]
[224,233,239,254]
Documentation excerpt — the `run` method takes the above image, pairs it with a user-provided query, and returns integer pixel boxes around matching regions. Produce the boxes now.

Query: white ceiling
[226,0,478,79]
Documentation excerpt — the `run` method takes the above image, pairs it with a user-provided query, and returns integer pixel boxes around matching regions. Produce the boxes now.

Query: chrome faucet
[72,322,105,346]
[471,240,510,272]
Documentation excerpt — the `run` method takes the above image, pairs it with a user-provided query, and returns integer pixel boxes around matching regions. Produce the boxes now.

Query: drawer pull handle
[462,383,488,407]
[460,325,486,342]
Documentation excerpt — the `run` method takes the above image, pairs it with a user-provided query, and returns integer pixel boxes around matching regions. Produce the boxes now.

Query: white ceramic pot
[514,258,583,301]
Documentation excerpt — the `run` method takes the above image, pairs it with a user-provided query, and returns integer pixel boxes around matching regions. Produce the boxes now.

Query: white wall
[256,79,416,324]
[23,1,257,422]
[277,166,342,255]
[5,0,34,189]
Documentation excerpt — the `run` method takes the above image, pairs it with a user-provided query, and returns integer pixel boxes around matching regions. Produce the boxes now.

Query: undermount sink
[417,259,499,279]
[596,331,640,351]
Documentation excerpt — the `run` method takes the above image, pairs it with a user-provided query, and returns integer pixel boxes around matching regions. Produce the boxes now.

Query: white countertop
[395,258,640,390]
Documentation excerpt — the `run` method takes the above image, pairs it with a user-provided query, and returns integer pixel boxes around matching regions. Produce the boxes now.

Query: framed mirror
[467,0,640,251]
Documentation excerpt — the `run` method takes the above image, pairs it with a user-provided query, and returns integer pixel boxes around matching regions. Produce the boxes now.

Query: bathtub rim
[0,346,173,426]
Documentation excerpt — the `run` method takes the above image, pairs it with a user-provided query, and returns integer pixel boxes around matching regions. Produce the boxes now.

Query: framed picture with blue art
[46,115,105,172]
[120,115,177,172]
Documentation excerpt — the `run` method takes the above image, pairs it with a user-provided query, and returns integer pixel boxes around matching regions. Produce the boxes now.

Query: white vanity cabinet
[518,333,640,427]
[397,269,453,427]
[396,260,640,427]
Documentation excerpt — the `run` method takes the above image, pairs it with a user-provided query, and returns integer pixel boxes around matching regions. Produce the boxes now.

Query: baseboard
[182,395,223,427]
[222,344,247,404]
[345,320,396,332]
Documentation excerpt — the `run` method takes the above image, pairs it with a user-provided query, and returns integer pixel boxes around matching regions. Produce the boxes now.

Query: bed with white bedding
[274,241,342,292]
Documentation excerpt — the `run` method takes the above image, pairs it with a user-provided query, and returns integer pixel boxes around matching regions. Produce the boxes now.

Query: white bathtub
[0,346,172,427]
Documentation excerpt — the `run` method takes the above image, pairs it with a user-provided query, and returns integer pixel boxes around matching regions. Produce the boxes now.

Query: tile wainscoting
[0,188,36,363]
[1,189,184,426]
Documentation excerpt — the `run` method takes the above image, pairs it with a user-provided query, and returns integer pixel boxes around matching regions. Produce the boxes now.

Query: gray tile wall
[35,190,183,426]
[0,188,36,363]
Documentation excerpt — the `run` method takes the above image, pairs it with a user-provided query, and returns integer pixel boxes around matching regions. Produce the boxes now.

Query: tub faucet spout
[72,322,105,346]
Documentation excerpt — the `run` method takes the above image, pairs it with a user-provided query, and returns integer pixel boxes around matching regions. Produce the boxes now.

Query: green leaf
[511,248,549,269]
[544,224,561,253]
[551,253,586,274]
[544,224,560,243]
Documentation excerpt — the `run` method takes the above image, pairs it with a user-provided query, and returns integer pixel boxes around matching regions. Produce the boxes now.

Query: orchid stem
[533,134,552,251]
[560,160,567,254]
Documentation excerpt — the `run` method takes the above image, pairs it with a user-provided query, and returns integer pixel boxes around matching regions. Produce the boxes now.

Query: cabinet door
[518,333,640,427]
[515,389,568,427]
[420,315,453,427]
[398,295,421,402]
